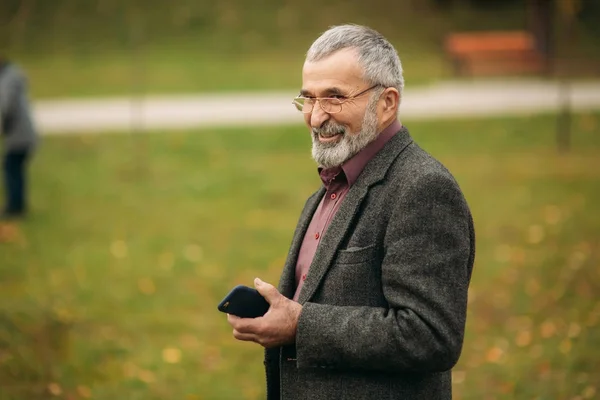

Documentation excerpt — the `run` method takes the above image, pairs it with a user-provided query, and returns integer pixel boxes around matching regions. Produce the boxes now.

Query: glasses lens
[321,98,343,114]
[293,97,313,113]
[293,98,303,112]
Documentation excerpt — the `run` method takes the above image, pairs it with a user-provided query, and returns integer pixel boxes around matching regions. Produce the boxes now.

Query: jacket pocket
[336,244,377,265]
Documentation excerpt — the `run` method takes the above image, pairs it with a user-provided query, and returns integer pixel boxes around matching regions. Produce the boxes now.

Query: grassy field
[1,112,600,399]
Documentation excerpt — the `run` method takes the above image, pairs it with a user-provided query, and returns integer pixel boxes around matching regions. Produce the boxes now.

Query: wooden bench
[445,31,546,77]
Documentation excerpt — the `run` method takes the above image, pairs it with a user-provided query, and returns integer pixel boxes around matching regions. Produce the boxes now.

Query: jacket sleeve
[295,172,475,373]
[0,67,22,134]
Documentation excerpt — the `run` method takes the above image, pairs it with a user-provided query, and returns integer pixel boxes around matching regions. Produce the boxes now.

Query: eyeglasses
[292,85,380,114]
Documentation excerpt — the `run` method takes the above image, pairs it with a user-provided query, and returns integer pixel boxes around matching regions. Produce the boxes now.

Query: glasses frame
[292,85,381,114]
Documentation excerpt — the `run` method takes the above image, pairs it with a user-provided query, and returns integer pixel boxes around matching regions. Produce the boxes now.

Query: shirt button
[314,232,320,240]
[330,193,337,200]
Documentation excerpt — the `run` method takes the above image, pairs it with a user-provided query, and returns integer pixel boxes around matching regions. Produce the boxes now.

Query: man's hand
[227,277,302,348]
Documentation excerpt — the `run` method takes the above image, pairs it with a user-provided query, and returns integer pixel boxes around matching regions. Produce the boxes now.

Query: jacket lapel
[296,128,414,304]
[278,187,326,298]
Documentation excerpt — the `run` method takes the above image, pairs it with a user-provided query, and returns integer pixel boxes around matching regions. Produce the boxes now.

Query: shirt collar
[318,119,402,188]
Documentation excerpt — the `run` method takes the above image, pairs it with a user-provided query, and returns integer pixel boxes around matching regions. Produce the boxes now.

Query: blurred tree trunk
[556,0,581,153]
[528,0,554,75]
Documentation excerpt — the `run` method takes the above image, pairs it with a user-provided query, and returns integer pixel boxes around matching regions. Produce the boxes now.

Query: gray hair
[306,24,404,98]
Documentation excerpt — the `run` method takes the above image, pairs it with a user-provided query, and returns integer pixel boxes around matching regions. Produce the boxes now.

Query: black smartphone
[217,285,270,318]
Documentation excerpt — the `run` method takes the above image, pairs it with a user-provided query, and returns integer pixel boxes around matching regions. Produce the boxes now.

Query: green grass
[16,45,449,99]
[1,112,600,399]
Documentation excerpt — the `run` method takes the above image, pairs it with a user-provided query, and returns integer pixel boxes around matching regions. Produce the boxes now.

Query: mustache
[312,122,346,137]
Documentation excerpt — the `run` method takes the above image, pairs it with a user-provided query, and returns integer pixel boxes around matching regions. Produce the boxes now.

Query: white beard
[311,96,380,169]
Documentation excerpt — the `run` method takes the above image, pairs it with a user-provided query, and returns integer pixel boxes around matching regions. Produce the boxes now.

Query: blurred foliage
[0,0,598,98]
[0,112,599,399]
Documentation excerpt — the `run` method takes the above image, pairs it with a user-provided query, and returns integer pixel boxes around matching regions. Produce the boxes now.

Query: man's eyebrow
[324,87,347,96]
[299,87,347,97]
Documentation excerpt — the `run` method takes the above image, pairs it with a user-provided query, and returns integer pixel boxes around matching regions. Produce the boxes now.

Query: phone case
[217,285,270,318]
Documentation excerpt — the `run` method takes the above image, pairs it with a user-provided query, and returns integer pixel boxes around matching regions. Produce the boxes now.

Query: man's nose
[310,102,330,129]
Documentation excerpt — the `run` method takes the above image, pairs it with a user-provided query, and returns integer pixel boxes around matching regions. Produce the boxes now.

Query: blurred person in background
[227,25,475,400]
[0,56,38,220]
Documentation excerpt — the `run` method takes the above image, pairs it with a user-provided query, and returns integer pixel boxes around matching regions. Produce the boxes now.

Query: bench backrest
[445,31,536,55]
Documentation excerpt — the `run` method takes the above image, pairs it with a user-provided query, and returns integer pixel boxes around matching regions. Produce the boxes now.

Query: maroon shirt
[292,119,402,301]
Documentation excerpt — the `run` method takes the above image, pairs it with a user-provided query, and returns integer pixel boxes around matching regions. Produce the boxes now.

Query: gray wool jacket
[265,126,476,400]
[0,61,38,153]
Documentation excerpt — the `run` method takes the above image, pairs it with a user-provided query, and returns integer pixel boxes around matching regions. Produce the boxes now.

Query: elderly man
[0,57,38,219]
[228,24,475,400]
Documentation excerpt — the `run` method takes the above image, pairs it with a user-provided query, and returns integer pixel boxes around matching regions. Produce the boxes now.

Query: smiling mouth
[314,125,345,141]
[318,132,343,142]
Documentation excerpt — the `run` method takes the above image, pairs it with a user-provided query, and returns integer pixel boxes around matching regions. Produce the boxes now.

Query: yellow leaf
[515,330,532,347]
[77,385,92,398]
[568,251,587,271]
[540,320,556,338]
[525,279,541,296]
[184,244,203,263]
[162,347,182,364]
[486,347,504,364]
[527,225,545,244]
[452,370,466,384]
[568,323,582,338]
[47,383,62,396]
[582,386,597,399]
[0,223,22,243]
[123,362,139,378]
[181,334,200,350]
[559,339,572,354]
[110,240,128,259]
[138,369,155,383]
[544,205,562,225]
[138,278,156,295]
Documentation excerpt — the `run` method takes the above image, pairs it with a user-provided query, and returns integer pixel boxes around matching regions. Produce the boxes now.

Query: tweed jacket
[265,126,476,400]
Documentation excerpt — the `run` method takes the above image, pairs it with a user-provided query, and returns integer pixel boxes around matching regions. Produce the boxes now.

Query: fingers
[254,277,281,305]
[228,313,262,334]
[232,329,257,342]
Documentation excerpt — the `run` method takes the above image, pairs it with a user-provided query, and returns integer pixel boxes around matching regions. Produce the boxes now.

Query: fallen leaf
[181,334,200,350]
[123,361,139,378]
[568,323,582,338]
[544,205,562,225]
[110,240,128,259]
[486,347,504,364]
[0,222,22,243]
[582,386,596,399]
[184,244,203,263]
[559,339,572,354]
[138,369,155,383]
[452,370,466,384]
[77,385,92,398]
[525,279,541,296]
[163,347,182,364]
[48,383,62,396]
[540,320,556,338]
[528,225,545,244]
[138,278,156,295]
[515,330,532,347]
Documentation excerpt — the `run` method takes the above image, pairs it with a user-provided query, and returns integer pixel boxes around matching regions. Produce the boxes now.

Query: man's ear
[380,88,400,119]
